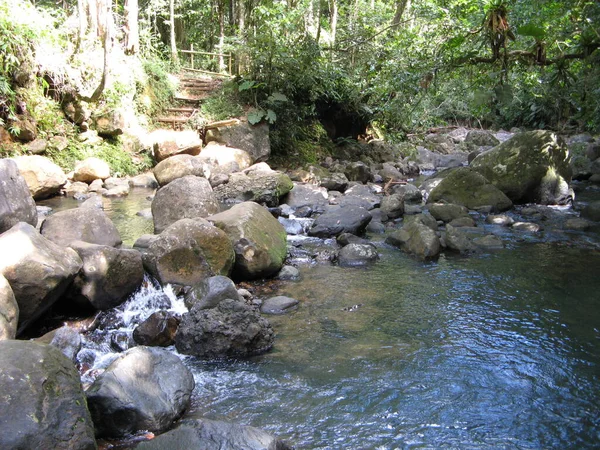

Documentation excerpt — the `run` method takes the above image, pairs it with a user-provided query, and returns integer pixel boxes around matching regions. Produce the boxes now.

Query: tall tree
[124,0,139,54]
[170,0,178,62]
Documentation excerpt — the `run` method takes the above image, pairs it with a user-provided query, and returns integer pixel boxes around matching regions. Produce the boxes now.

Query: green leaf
[266,109,277,124]
[238,80,256,92]
[268,92,288,103]
[247,109,265,125]
[446,36,466,49]
[517,24,546,39]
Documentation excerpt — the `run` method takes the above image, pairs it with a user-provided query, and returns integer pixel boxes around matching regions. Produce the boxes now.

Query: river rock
[564,217,591,231]
[283,183,329,211]
[0,223,82,333]
[427,167,513,212]
[73,157,111,183]
[277,265,300,280]
[380,193,404,219]
[320,172,349,192]
[471,130,573,205]
[0,340,96,450]
[0,159,38,233]
[416,146,468,170]
[176,298,274,357]
[512,222,541,232]
[152,176,220,233]
[65,181,90,198]
[445,224,477,253]
[465,129,500,147]
[338,243,379,267]
[204,121,270,163]
[132,311,180,347]
[200,142,253,171]
[448,216,476,227]
[143,218,234,286]
[153,154,207,187]
[385,220,441,260]
[213,170,293,207]
[67,241,144,310]
[129,172,159,188]
[261,296,299,314]
[40,207,122,247]
[94,108,125,136]
[428,203,469,222]
[11,155,67,199]
[183,275,241,310]
[209,202,287,280]
[308,206,372,238]
[150,129,203,162]
[342,184,381,210]
[135,416,291,450]
[86,346,194,437]
[581,201,600,222]
[0,274,18,340]
[473,234,504,249]
[36,325,82,363]
[344,161,372,183]
[486,214,515,226]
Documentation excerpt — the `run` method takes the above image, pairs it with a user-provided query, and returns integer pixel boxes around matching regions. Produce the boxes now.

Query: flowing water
[42,185,600,449]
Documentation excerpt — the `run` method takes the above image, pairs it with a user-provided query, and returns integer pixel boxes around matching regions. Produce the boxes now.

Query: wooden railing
[179,44,232,77]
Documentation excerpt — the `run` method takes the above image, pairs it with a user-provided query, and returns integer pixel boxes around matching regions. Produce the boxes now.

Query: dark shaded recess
[317,100,370,140]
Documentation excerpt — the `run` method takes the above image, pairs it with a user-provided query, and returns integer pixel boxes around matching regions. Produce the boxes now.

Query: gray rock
[465,129,500,147]
[213,171,293,207]
[448,216,476,228]
[36,326,82,363]
[65,181,90,198]
[143,218,234,286]
[134,416,291,450]
[200,142,253,171]
[184,275,241,310]
[205,121,271,163]
[73,157,111,183]
[132,311,180,347]
[385,221,441,260]
[471,130,573,205]
[150,129,203,162]
[11,155,67,199]
[277,265,300,280]
[472,234,504,249]
[320,172,349,191]
[67,241,144,310]
[0,274,18,340]
[0,159,37,233]
[564,217,591,231]
[582,201,600,221]
[344,161,372,183]
[512,222,541,232]
[153,154,207,186]
[176,298,274,357]
[0,340,96,450]
[86,346,194,437]
[129,172,158,188]
[338,243,379,267]
[308,206,372,238]
[209,202,288,280]
[380,194,405,219]
[0,223,82,334]
[94,108,125,137]
[261,296,299,314]
[336,232,371,246]
[486,214,515,226]
[152,176,220,233]
[428,203,469,222]
[445,225,477,253]
[41,207,122,247]
[343,184,381,209]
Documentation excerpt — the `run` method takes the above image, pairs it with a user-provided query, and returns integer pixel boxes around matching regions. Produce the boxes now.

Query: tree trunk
[315,0,322,43]
[218,0,225,72]
[80,0,111,102]
[392,0,408,29]
[124,0,139,54]
[170,0,178,63]
[330,0,337,46]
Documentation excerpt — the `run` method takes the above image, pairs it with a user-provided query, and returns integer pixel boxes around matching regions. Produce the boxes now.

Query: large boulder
[152,176,220,233]
[0,159,37,233]
[143,218,234,286]
[73,157,111,183]
[86,346,194,438]
[183,275,241,310]
[465,129,500,147]
[204,121,270,163]
[427,167,513,212]
[213,171,293,207]
[344,161,372,183]
[0,340,97,450]
[67,241,144,310]
[153,154,207,187]
[308,206,372,238]
[209,202,287,280]
[176,298,274,357]
[40,207,122,247]
[470,130,573,204]
[283,183,329,211]
[200,142,253,171]
[386,220,441,260]
[135,416,291,450]
[0,274,18,340]
[150,129,203,162]
[0,223,82,333]
[11,155,67,199]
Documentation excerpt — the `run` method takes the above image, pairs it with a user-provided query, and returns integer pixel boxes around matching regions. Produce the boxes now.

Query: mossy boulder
[212,171,293,207]
[427,167,512,212]
[470,130,572,205]
[208,202,287,280]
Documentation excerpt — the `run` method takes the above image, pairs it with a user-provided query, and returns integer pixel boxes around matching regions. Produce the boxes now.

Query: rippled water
[185,243,600,449]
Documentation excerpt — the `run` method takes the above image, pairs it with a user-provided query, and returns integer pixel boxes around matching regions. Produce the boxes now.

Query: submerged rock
[176,298,274,357]
[261,296,299,314]
[337,243,379,267]
[86,346,194,438]
[0,340,97,450]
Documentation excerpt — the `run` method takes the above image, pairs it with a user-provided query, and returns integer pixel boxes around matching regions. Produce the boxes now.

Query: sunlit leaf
[247,109,265,124]
[517,24,546,39]
[238,80,256,92]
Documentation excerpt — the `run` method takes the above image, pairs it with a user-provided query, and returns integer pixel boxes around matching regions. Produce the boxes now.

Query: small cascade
[77,275,187,386]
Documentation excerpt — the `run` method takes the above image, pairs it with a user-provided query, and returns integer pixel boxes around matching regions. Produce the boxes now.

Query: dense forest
[1,0,599,164]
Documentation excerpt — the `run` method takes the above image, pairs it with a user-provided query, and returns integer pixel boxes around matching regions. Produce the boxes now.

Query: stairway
[155,75,223,130]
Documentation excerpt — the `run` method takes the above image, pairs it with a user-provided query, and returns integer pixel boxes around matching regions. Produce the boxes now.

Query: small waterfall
[77,274,187,385]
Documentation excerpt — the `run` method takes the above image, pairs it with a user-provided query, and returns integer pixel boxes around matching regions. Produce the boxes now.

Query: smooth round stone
[260,296,299,315]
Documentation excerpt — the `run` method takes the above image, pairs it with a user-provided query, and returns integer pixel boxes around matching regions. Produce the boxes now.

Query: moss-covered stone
[470,130,572,204]
[427,167,512,212]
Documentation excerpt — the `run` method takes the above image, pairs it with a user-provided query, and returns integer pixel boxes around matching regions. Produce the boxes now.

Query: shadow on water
[186,244,600,449]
